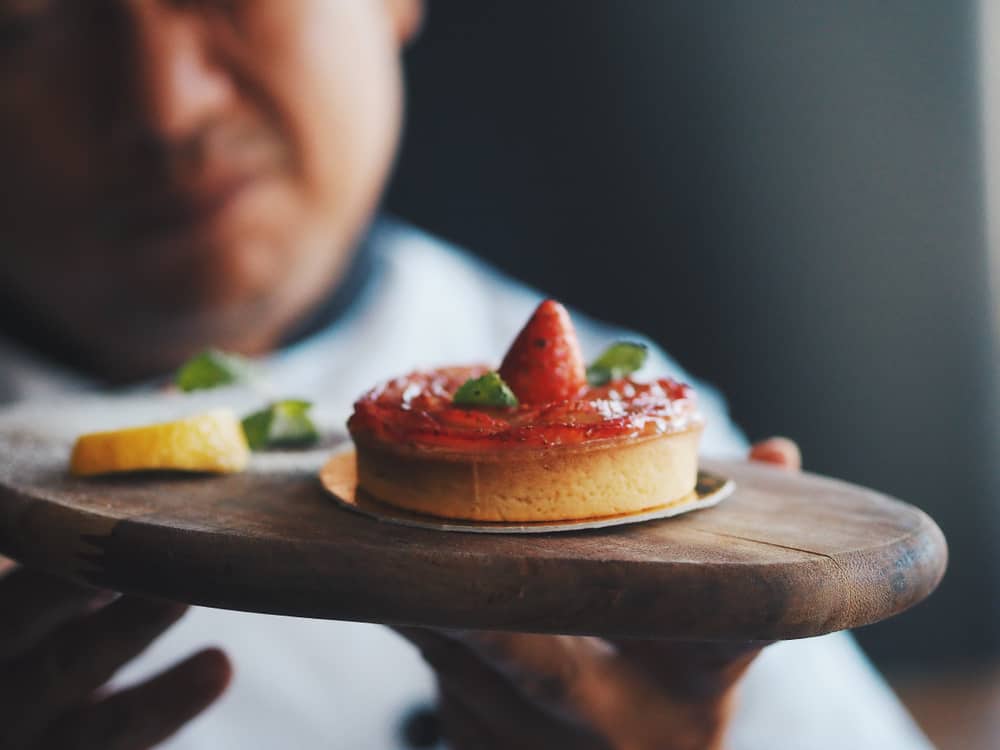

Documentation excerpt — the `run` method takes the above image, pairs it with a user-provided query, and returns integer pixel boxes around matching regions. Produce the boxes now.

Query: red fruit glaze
[348,365,701,456]
[498,299,587,404]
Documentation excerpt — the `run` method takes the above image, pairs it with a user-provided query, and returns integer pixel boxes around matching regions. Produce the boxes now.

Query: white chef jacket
[0,218,932,749]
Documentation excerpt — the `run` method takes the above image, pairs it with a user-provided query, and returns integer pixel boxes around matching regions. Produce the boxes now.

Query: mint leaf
[176,349,257,392]
[241,400,319,450]
[453,372,519,409]
[586,341,649,386]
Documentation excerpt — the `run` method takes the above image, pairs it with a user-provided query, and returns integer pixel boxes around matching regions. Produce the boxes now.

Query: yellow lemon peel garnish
[70,408,250,476]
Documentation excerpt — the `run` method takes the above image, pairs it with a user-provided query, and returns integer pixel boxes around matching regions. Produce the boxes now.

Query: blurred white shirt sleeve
[732,633,934,749]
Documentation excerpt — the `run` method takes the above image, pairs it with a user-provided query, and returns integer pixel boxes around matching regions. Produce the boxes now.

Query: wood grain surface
[0,428,947,640]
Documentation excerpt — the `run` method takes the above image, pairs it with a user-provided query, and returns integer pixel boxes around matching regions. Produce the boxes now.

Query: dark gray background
[385,1,1000,670]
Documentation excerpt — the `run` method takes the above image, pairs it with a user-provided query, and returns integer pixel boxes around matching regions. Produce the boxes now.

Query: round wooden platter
[0,427,946,641]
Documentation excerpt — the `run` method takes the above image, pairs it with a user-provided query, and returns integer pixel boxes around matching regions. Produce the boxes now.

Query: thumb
[748,437,801,471]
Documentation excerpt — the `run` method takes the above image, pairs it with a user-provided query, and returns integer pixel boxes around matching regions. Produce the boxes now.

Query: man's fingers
[399,627,557,730]
[438,686,503,750]
[398,627,606,749]
[43,648,232,750]
[613,640,765,701]
[448,631,684,745]
[0,566,114,663]
[749,437,801,471]
[450,632,604,724]
[2,596,188,738]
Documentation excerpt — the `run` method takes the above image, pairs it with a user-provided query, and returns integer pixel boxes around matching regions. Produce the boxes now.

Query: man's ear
[387,0,425,46]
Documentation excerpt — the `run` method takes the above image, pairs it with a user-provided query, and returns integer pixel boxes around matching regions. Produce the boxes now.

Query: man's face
[0,0,418,376]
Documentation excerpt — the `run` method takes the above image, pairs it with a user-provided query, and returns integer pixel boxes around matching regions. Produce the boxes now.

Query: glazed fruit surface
[348,365,701,455]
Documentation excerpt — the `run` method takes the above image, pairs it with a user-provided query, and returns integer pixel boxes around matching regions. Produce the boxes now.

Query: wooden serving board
[0,428,946,641]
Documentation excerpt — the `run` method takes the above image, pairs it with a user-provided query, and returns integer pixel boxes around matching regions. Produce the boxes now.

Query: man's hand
[747,436,801,471]
[0,566,231,750]
[398,438,801,750]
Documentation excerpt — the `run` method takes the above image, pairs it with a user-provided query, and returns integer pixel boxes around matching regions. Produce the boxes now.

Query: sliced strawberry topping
[498,299,587,404]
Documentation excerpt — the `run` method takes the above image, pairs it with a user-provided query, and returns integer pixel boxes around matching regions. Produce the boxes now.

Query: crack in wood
[685,526,847,570]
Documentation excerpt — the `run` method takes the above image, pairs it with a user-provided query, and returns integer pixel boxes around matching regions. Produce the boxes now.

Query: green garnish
[175,351,317,451]
[241,400,319,451]
[586,341,649,386]
[453,372,519,409]
[175,349,258,392]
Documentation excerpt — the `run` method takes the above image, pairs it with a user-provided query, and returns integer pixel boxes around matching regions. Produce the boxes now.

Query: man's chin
[80,296,279,380]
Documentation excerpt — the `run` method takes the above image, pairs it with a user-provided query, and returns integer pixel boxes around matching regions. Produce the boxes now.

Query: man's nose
[126,3,235,140]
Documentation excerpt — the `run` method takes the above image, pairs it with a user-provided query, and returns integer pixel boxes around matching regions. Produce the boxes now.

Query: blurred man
[0,2,932,748]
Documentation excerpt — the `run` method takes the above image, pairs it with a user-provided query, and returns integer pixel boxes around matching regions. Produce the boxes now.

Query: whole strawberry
[498,299,587,404]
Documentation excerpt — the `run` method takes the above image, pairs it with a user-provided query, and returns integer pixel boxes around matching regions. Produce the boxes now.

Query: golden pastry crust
[353,426,702,522]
